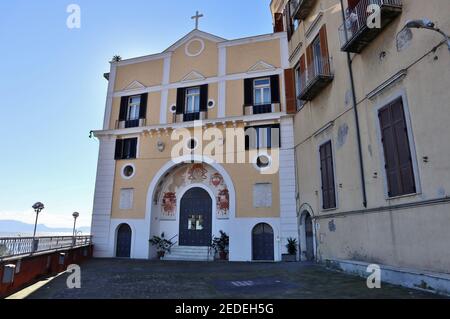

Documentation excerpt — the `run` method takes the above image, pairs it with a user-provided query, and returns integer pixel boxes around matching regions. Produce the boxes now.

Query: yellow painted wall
[114,59,164,91]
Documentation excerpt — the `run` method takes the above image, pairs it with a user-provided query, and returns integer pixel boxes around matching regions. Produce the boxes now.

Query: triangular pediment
[247,61,276,73]
[164,29,226,53]
[181,70,206,82]
[124,80,146,91]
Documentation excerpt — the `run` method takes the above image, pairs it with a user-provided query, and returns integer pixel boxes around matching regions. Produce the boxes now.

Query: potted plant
[211,231,229,260]
[149,233,173,259]
[282,237,298,262]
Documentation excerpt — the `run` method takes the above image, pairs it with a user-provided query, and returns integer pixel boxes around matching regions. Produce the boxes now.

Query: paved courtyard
[28,259,441,299]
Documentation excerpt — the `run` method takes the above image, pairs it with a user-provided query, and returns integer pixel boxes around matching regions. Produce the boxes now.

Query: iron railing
[0,236,92,260]
[297,55,333,99]
[115,118,146,129]
[243,103,281,116]
[338,0,403,48]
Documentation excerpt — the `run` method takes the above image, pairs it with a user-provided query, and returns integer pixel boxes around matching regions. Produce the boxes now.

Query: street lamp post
[31,202,44,253]
[403,18,450,52]
[72,212,79,246]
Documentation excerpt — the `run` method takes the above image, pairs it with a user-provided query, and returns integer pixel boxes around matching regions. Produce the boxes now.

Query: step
[162,246,214,262]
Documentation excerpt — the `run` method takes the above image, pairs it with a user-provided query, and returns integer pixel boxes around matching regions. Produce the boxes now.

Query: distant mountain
[0,220,90,235]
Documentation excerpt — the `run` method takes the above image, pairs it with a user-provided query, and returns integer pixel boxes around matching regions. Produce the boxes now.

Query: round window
[187,138,198,150]
[122,165,135,178]
[170,105,177,113]
[256,155,270,169]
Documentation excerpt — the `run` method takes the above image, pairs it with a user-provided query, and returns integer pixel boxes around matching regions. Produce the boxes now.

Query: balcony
[298,56,334,101]
[116,118,146,129]
[243,103,281,116]
[339,0,403,53]
[292,0,317,21]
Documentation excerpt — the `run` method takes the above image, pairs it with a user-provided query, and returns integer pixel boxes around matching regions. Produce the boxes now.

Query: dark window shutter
[319,25,330,74]
[285,1,293,41]
[115,139,123,160]
[129,138,138,159]
[379,99,416,197]
[176,88,186,114]
[119,97,128,121]
[270,75,280,104]
[284,69,296,114]
[200,84,208,112]
[274,13,284,33]
[244,79,254,106]
[139,93,148,119]
[320,141,336,209]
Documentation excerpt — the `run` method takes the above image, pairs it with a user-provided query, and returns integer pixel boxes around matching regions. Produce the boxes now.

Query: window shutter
[129,138,138,159]
[284,69,296,114]
[299,54,306,88]
[270,75,280,104]
[176,88,186,114]
[320,141,336,209]
[200,84,208,112]
[319,25,330,74]
[306,44,313,78]
[244,79,254,106]
[274,13,284,33]
[115,139,123,160]
[285,1,293,41]
[379,99,416,197]
[119,97,128,121]
[139,93,148,119]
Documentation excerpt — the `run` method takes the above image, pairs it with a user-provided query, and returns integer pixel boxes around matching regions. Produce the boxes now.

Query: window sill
[386,192,421,201]
[321,207,338,213]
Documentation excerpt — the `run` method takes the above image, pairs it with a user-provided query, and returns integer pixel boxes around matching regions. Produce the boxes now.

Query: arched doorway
[252,223,274,261]
[304,214,315,261]
[179,187,212,246]
[116,224,132,258]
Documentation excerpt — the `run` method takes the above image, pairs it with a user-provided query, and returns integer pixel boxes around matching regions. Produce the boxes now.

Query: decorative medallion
[161,192,176,216]
[217,188,230,217]
[210,173,223,187]
[185,38,205,57]
[187,163,208,181]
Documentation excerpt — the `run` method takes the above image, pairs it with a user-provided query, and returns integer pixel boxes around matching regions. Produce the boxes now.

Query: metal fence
[338,0,403,47]
[0,236,92,260]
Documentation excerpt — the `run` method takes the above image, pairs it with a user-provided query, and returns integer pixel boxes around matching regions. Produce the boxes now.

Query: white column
[102,63,117,130]
[278,116,298,256]
[160,54,172,124]
[91,136,116,257]
[218,46,227,118]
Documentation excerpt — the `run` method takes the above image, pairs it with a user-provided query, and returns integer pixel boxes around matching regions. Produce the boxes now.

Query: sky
[0,0,273,228]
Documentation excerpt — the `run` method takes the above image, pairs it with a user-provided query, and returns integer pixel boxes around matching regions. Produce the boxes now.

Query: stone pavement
[27,259,442,299]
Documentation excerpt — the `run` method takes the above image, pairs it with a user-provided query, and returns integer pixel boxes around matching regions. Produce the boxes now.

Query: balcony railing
[243,103,281,116]
[0,236,92,261]
[338,0,403,53]
[292,0,317,21]
[172,111,208,123]
[298,55,334,101]
[116,118,146,129]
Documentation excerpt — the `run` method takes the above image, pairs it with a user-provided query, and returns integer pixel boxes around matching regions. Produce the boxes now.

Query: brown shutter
[319,25,330,74]
[285,1,293,41]
[284,69,296,114]
[119,97,128,121]
[306,44,314,79]
[139,93,148,119]
[274,13,284,33]
[320,141,336,209]
[379,98,416,197]
[299,54,306,92]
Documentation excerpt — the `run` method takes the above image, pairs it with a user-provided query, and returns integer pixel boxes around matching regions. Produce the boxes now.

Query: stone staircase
[163,246,214,261]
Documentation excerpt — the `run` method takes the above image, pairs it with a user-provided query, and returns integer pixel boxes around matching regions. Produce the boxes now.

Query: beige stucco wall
[283,0,450,273]
[111,124,281,220]
[226,39,281,74]
[169,38,218,82]
[226,79,245,117]
[114,59,164,91]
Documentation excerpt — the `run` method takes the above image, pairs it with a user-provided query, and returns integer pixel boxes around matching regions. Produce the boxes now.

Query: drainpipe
[339,0,368,208]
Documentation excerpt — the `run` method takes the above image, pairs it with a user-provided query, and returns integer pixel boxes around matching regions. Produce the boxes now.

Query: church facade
[90,27,300,261]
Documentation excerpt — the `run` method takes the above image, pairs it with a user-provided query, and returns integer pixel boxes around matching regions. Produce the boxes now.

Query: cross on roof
[191,11,204,30]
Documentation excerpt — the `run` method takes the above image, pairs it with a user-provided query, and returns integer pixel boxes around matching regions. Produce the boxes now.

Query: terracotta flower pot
[219,251,228,260]
[157,251,165,259]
